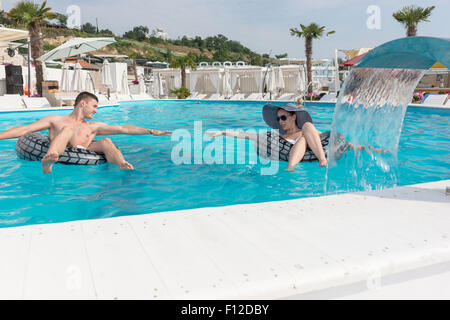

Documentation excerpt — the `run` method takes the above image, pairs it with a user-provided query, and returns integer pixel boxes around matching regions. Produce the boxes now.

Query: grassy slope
[41,27,261,63]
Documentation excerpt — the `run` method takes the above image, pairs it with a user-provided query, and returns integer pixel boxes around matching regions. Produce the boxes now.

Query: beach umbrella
[276,68,285,92]
[235,74,241,93]
[158,73,165,97]
[60,63,70,92]
[138,74,146,94]
[295,66,306,93]
[340,52,367,67]
[266,68,276,97]
[121,70,130,95]
[222,70,232,98]
[42,62,48,81]
[85,72,94,93]
[70,62,83,92]
[38,37,116,61]
[101,59,112,90]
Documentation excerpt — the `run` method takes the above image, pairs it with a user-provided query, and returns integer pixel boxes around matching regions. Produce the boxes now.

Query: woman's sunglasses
[277,115,288,122]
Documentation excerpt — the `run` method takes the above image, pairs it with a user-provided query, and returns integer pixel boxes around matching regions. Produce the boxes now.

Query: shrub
[170,87,191,99]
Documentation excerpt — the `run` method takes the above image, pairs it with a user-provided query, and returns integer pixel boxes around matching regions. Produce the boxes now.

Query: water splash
[326,68,425,192]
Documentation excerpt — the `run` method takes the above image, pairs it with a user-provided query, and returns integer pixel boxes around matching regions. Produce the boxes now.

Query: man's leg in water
[302,122,327,166]
[42,126,75,173]
[88,138,133,170]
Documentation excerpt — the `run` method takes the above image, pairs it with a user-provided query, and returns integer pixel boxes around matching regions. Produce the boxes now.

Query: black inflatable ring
[16,133,107,165]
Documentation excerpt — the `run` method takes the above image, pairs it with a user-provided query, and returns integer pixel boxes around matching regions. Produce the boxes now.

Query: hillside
[40,26,272,66]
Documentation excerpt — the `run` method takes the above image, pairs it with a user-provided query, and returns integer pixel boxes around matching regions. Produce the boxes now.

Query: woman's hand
[205,131,224,138]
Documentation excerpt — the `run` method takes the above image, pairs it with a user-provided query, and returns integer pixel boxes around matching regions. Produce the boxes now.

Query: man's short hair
[74,92,98,107]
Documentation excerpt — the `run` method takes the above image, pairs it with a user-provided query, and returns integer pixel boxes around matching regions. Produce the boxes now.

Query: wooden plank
[217,205,352,294]
[167,208,299,299]
[0,226,31,299]
[23,222,96,299]
[127,212,240,299]
[81,217,171,299]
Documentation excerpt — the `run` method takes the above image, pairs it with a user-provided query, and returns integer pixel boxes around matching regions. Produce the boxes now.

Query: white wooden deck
[0,179,449,299]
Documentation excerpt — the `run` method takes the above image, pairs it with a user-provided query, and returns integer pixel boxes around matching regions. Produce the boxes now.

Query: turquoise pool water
[0,100,449,228]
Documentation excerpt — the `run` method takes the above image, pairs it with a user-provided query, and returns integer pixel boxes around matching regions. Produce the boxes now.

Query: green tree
[165,49,173,63]
[0,10,15,26]
[170,55,197,89]
[8,1,57,96]
[99,29,114,36]
[123,26,149,41]
[275,53,288,59]
[81,22,97,34]
[290,23,335,93]
[57,13,67,27]
[393,5,435,37]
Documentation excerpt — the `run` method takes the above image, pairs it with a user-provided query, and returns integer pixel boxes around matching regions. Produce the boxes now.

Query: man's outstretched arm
[0,116,53,140]
[95,123,171,136]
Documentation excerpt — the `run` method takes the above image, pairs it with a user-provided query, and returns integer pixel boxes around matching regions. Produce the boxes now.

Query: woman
[207,103,328,171]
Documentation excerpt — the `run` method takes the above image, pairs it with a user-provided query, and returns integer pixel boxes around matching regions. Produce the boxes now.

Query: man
[0,92,171,173]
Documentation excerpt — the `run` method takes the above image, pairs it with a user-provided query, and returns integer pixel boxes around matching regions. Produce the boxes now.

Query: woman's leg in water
[302,122,327,166]
[286,137,307,171]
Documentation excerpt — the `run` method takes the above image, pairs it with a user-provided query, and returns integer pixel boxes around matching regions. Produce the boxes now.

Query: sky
[3,0,449,60]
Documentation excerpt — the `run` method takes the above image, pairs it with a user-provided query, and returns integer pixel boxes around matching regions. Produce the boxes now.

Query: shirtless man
[0,92,171,173]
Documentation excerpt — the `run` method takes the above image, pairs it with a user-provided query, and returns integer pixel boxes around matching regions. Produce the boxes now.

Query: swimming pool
[0,100,449,228]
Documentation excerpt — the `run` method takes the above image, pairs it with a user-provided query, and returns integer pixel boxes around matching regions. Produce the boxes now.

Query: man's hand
[150,129,172,135]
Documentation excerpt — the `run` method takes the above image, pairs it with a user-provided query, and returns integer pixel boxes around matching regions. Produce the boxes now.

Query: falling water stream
[326,68,426,192]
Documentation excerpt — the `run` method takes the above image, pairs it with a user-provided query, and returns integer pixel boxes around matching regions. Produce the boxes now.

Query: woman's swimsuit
[256,131,349,162]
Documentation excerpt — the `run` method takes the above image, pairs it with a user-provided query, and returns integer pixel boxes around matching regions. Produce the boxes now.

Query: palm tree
[170,55,197,89]
[290,23,335,93]
[8,1,57,96]
[393,5,435,37]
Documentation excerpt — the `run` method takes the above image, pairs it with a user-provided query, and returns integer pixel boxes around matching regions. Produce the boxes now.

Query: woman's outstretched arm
[206,130,258,141]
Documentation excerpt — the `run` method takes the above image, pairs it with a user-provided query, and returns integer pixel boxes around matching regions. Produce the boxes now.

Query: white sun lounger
[187,93,207,100]
[22,97,51,109]
[207,93,223,100]
[186,92,199,100]
[229,93,246,100]
[130,94,153,101]
[422,94,448,106]
[116,94,133,102]
[319,92,337,102]
[0,94,26,111]
[277,93,296,101]
[195,93,208,100]
[246,93,264,100]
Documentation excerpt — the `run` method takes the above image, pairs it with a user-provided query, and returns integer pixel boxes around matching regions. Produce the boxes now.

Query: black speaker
[5,65,23,76]
[6,84,23,95]
[6,74,24,86]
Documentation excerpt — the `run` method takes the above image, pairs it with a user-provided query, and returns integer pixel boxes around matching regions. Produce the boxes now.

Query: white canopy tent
[228,67,263,95]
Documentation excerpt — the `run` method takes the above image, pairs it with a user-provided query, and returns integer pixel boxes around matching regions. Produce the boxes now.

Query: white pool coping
[1,179,449,299]
[1,100,449,113]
